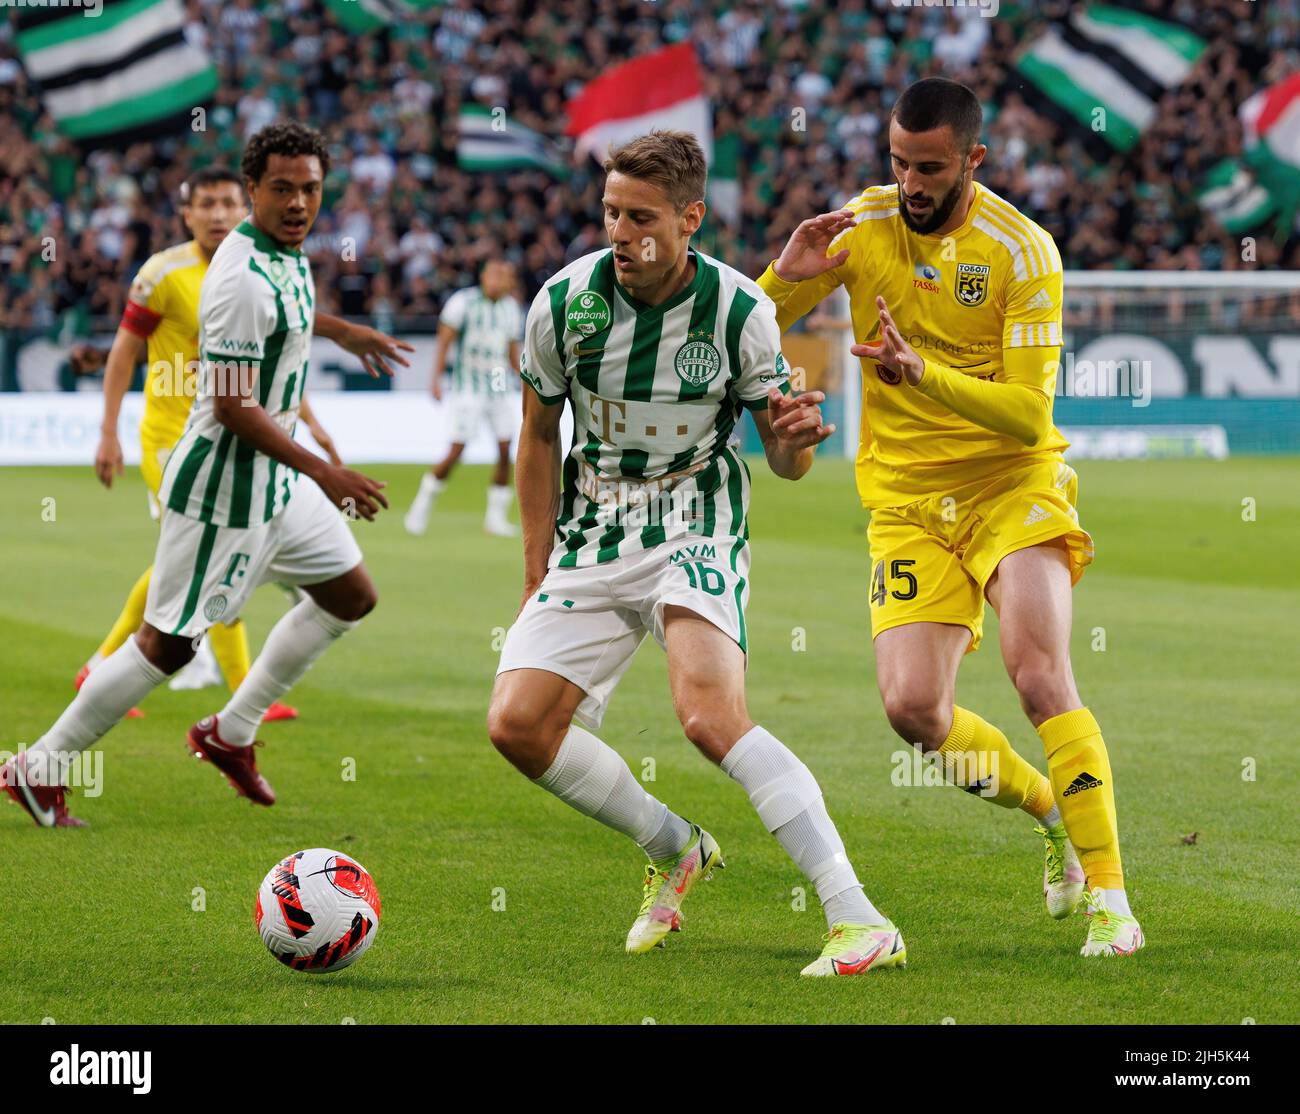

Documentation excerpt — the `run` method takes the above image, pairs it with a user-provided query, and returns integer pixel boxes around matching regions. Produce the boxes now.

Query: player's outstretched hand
[94,431,124,489]
[768,388,836,450]
[851,296,925,386]
[342,324,415,379]
[317,464,389,522]
[773,208,856,283]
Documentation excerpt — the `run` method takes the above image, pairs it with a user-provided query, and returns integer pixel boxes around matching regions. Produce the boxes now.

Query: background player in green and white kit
[404,258,523,538]
[487,132,905,976]
[6,124,411,825]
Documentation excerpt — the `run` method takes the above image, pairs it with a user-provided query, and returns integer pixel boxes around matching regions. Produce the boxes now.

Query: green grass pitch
[2,458,1297,1024]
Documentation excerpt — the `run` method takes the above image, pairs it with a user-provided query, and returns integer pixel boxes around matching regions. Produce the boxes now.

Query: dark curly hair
[240,122,331,184]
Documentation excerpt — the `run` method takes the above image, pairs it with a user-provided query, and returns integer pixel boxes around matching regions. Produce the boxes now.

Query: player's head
[241,123,331,249]
[480,256,515,300]
[179,167,246,256]
[889,78,987,235]
[601,130,706,297]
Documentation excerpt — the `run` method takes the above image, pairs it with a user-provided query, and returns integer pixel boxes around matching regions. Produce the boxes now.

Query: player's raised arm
[313,311,413,378]
[756,208,857,333]
[735,298,835,479]
[854,295,1055,447]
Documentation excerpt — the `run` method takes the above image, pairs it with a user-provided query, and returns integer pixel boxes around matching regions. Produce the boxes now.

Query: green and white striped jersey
[521,247,792,568]
[441,285,523,394]
[159,220,314,528]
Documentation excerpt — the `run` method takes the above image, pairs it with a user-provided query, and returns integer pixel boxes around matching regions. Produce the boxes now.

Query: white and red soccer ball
[255,848,381,973]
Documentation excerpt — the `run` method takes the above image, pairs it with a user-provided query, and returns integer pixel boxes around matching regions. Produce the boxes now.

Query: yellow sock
[96,565,153,658]
[1038,707,1123,890]
[938,706,1055,817]
[209,619,252,691]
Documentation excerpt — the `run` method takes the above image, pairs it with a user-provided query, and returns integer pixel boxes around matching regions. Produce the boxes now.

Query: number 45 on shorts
[870,558,918,607]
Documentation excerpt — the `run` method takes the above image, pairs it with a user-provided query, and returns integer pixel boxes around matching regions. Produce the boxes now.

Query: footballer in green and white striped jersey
[442,284,523,394]
[159,219,315,528]
[521,246,792,568]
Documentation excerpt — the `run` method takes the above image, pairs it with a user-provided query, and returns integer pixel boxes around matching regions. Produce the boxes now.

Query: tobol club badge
[565,290,611,337]
[955,263,990,307]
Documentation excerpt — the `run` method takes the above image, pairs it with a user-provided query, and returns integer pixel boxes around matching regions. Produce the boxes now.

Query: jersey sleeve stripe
[980,197,1046,277]
[984,194,1062,277]
[972,214,1031,282]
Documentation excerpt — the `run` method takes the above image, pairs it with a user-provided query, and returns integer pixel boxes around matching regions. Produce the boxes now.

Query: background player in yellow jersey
[84,166,408,719]
[759,79,1142,957]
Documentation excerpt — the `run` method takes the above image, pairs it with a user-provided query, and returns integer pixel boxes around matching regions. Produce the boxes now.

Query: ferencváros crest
[565,290,611,337]
[955,263,990,307]
[674,334,722,386]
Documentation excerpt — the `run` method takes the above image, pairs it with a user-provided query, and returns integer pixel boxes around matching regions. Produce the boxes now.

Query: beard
[899,171,967,234]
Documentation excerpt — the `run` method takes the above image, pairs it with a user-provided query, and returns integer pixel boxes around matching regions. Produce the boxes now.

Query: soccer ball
[255,848,381,973]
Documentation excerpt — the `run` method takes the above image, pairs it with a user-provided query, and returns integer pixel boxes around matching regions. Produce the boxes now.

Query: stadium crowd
[0,0,1297,340]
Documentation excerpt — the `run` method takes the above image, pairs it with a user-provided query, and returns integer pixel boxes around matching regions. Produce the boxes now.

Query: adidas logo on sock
[1024,503,1051,526]
[1063,771,1103,797]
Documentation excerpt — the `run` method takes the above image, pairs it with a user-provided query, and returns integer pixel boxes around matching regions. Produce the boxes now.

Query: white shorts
[496,536,750,729]
[447,390,517,445]
[145,476,364,639]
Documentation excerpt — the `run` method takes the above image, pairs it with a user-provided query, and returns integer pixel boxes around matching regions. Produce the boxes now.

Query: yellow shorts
[140,439,174,521]
[866,459,1093,652]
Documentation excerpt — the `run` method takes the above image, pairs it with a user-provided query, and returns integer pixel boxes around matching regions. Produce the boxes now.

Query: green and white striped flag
[1015,4,1206,152]
[323,0,441,34]
[457,104,568,177]
[1197,159,1277,235]
[15,0,217,145]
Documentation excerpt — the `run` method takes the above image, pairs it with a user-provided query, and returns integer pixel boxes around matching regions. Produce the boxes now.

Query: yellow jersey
[122,239,208,450]
[758,181,1069,509]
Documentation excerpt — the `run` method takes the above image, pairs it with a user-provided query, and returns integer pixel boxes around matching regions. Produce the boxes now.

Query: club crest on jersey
[674,331,721,387]
[265,259,298,295]
[955,263,990,307]
[565,290,611,337]
[203,594,228,622]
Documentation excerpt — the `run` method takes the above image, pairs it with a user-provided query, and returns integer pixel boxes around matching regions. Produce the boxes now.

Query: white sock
[534,725,692,860]
[28,639,165,783]
[417,473,443,501]
[217,599,357,746]
[1097,888,1132,917]
[1042,803,1062,826]
[722,725,886,930]
[486,483,512,518]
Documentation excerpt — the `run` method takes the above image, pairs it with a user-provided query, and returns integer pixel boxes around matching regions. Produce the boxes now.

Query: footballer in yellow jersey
[759,79,1142,958]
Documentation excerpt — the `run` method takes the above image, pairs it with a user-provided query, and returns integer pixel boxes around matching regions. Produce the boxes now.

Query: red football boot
[76,662,144,719]
[1,753,87,828]
[263,701,299,723]
[186,716,276,806]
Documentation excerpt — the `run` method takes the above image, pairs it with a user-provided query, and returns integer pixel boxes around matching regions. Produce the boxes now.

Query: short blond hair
[603,130,707,211]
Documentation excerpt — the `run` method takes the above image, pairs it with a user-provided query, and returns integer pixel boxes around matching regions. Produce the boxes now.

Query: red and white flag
[1240,73,1300,174]
[565,43,712,165]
